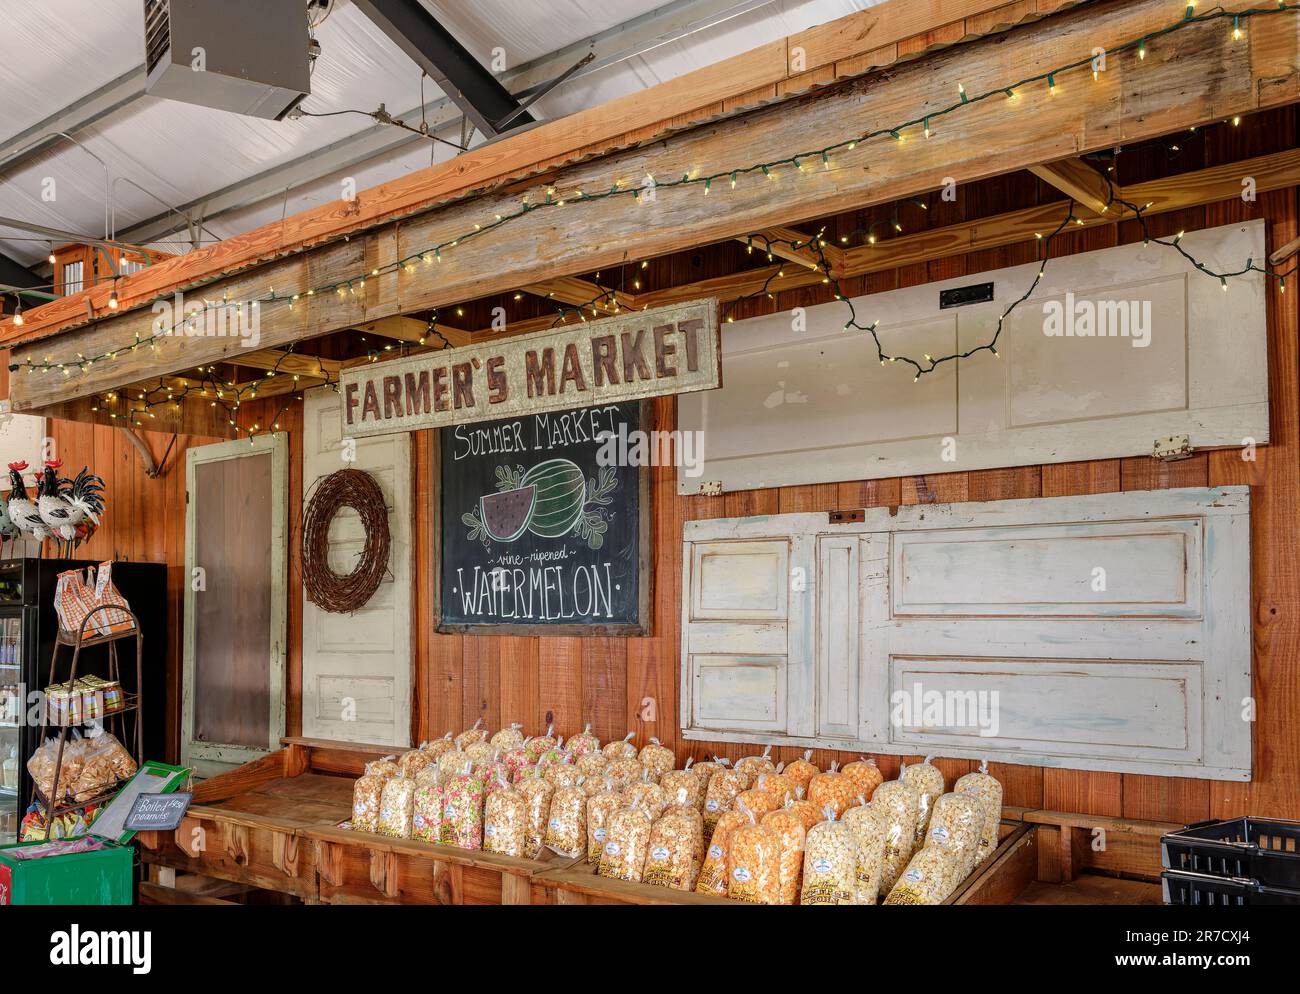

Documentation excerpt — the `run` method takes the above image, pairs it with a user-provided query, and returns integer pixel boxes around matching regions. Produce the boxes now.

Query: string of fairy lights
[9,1,1300,438]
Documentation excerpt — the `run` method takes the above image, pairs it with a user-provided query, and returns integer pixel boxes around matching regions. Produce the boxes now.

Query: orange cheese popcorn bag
[785,797,822,832]
[954,761,1004,860]
[761,807,806,906]
[735,745,775,780]
[690,756,727,788]
[696,807,748,896]
[758,769,794,808]
[568,722,601,757]
[489,722,526,753]
[843,796,887,904]
[483,783,526,857]
[783,750,819,796]
[351,773,385,832]
[734,784,777,823]
[925,791,983,878]
[638,737,675,781]
[603,731,638,760]
[517,768,555,859]
[900,757,946,844]
[543,780,587,858]
[586,779,623,864]
[454,718,488,750]
[842,757,883,800]
[873,778,920,894]
[808,761,855,817]
[728,807,780,904]
[800,806,856,906]
[643,808,701,890]
[599,804,652,882]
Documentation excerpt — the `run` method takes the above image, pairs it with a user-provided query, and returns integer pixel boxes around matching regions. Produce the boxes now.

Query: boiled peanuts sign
[340,299,720,437]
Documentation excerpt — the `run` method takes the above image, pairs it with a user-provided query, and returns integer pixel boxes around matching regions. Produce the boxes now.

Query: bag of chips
[568,722,601,757]
[544,781,587,858]
[843,797,887,904]
[440,763,486,850]
[599,805,652,882]
[955,761,1004,860]
[900,757,945,844]
[660,763,704,812]
[783,750,819,795]
[808,761,855,818]
[727,808,780,904]
[925,792,983,878]
[643,808,702,891]
[455,718,488,750]
[518,770,554,859]
[761,808,806,906]
[490,722,526,753]
[800,806,856,906]
[883,845,965,905]
[422,731,455,761]
[638,737,675,781]
[842,757,883,800]
[602,731,638,760]
[483,785,526,857]
[377,776,417,838]
[696,807,748,896]
[412,782,443,843]
[351,774,385,832]
[586,780,623,864]
[873,779,920,894]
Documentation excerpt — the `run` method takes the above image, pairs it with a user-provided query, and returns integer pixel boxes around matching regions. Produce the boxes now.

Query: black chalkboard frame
[431,400,654,636]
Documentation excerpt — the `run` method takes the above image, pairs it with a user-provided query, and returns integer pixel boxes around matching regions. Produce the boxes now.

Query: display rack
[29,605,143,821]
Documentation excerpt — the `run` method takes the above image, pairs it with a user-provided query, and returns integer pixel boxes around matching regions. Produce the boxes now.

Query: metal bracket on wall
[1152,434,1194,461]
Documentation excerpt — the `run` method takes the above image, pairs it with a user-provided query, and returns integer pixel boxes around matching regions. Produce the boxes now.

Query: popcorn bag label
[732,866,752,883]
[705,799,720,812]
[650,846,670,862]
[931,826,950,845]
[604,841,621,857]
[802,881,837,906]
[484,823,498,837]
[812,857,833,874]
[594,827,607,842]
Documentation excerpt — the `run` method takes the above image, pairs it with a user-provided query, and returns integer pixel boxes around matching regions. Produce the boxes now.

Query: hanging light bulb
[12,302,23,327]
[108,285,119,310]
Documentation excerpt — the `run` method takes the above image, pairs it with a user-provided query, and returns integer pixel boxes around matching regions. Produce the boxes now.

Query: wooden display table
[138,737,1168,906]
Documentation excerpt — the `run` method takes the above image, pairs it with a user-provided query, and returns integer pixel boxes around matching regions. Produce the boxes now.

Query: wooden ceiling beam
[521,275,636,314]
[735,227,846,273]
[351,315,471,348]
[1029,158,1116,216]
[224,349,341,378]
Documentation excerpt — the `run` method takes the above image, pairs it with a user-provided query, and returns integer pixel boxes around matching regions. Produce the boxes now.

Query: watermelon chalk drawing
[463,460,619,550]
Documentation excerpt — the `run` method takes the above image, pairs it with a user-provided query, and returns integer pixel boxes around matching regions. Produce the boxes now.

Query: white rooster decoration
[5,460,105,556]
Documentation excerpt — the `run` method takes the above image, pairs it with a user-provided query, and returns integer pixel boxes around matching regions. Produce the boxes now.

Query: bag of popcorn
[576,750,608,779]
[784,750,819,795]
[517,770,555,860]
[734,785,778,823]
[490,722,526,753]
[586,780,623,864]
[605,756,644,787]
[537,736,572,769]
[873,779,920,894]
[421,731,455,760]
[465,740,497,765]
[843,797,887,904]
[599,805,652,882]
[412,782,444,843]
[544,781,587,858]
[728,807,780,904]
[440,763,486,850]
[800,806,856,905]
[366,755,400,780]
[626,776,669,822]
[568,722,601,757]
[377,775,417,838]
[883,845,965,905]
[398,748,433,781]
[955,761,1003,860]
[483,784,526,857]
[689,756,728,789]
[525,724,557,761]
[455,718,488,750]
[735,745,775,781]
[477,755,511,796]
[643,808,701,890]
[602,731,638,760]
[544,764,581,790]
[351,774,385,832]
[761,808,806,906]
[414,763,441,788]
[785,797,823,832]
[660,763,704,812]
[900,757,945,844]
[696,807,748,896]
[843,757,884,800]
[438,748,470,780]
[757,770,794,808]
[703,768,747,839]
[926,792,983,878]
[503,741,535,782]
[638,737,675,781]
[808,761,855,818]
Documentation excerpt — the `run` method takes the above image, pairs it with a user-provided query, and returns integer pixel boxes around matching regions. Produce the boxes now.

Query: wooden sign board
[436,401,651,635]
[341,299,719,438]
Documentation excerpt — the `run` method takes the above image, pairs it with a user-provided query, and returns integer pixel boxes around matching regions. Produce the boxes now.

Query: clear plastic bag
[735,745,775,780]
[900,757,946,845]
[464,740,496,765]
[544,782,587,858]
[351,774,385,832]
[872,779,920,895]
[477,758,511,796]
[490,722,526,753]
[455,718,488,750]
[366,755,400,780]
[440,764,486,850]
[525,724,557,761]
[842,757,884,800]
[415,764,441,789]
[568,722,601,757]
[437,748,470,780]
[760,808,806,906]
[883,845,965,905]
[808,762,855,818]
[398,748,433,781]
[412,782,443,842]
[543,764,581,790]
[785,798,823,832]
[703,768,747,839]
[517,771,555,860]
[599,806,652,882]
[602,731,638,760]
[536,737,572,771]
[503,742,535,782]
[605,756,644,787]
[638,737,675,781]
[757,770,794,808]
[783,750,819,796]
[689,756,727,789]
[955,761,1004,860]
[695,807,748,896]
[422,732,455,761]
[643,808,702,891]
[483,785,526,857]
[576,750,608,779]
[925,792,983,879]
[377,776,417,838]
[800,807,856,906]
[586,782,623,864]
[626,777,668,822]
[843,798,887,905]
[728,810,780,905]
[734,785,778,824]
[660,764,704,812]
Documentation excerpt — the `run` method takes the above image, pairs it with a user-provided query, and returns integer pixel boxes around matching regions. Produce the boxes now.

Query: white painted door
[302,388,412,746]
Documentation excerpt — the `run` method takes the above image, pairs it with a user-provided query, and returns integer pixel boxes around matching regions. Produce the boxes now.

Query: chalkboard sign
[124,792,193,832]
[438,401,652,634]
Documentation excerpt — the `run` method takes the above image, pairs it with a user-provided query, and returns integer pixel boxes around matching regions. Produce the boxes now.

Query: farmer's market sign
[341,299,720,437]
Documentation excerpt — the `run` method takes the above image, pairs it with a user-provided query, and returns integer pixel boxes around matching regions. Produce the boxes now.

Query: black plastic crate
[1162,870,1300,906]
[1161,817,1300,889]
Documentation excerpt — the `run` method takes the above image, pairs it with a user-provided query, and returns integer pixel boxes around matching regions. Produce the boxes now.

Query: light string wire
[11,2,1296,433]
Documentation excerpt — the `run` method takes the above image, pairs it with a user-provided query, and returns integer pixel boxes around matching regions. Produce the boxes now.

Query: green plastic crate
[0,839,133,905]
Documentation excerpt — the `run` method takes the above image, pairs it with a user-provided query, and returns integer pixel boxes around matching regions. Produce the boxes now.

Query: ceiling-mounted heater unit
[143,0,312,120]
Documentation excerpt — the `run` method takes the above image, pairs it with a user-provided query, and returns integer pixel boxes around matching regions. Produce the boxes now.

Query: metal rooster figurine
[6,461,47,545]
[4,459,105,557]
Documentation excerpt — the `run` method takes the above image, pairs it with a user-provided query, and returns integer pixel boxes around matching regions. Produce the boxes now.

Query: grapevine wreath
[302,468,391,613]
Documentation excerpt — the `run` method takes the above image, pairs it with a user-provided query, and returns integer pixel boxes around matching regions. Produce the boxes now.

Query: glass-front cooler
[0,613,22,843]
